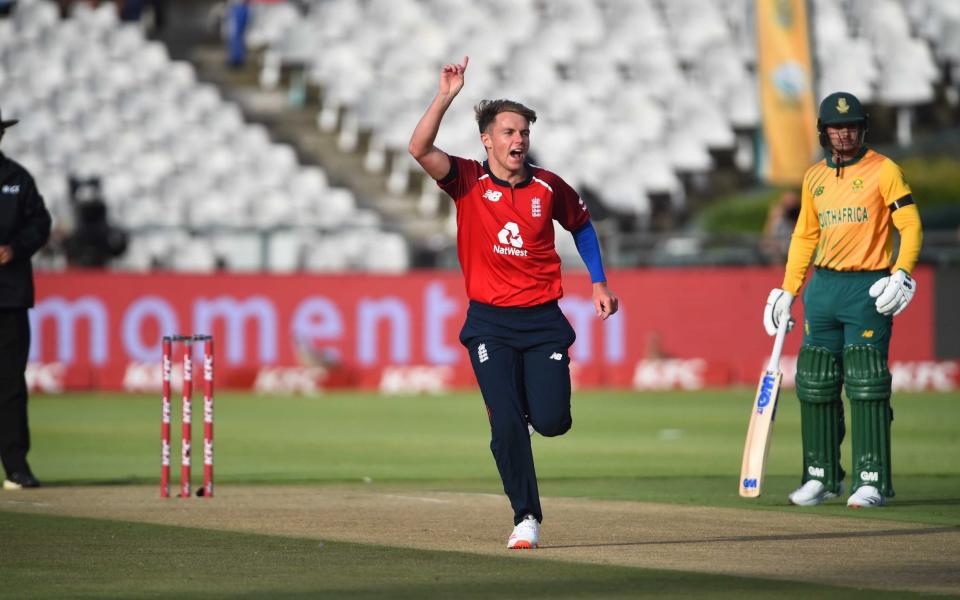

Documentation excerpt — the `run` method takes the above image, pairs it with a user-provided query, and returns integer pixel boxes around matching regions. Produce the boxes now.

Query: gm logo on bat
[742,478,758,489]
[756,374,776,415]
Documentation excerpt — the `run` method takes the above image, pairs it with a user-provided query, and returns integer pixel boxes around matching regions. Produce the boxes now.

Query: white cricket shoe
[788,480,842,506]
[507,514,539,549]
[847,485,885,508]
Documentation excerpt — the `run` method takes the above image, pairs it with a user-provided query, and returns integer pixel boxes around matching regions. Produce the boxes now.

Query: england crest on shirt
[531,197,541,217]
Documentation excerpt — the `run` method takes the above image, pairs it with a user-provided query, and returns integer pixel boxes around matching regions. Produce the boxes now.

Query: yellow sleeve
[880,159,922,274]
[879,159,912,203]
[781,179,820,295]
[891,203,923,274]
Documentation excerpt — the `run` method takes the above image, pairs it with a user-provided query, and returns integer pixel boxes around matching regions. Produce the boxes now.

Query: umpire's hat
[0,107,19,130]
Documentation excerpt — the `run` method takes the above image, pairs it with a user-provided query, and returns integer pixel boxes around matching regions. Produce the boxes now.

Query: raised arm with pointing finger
[408,56,468,181]
[408,56,619,551]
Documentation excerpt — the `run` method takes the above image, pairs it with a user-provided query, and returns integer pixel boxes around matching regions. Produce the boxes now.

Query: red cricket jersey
[438,156,591,307]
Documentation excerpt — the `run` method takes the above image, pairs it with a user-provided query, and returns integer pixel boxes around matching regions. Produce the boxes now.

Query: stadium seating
[257,0,957,228]
[0,0,410,273]
[3,0,957,272]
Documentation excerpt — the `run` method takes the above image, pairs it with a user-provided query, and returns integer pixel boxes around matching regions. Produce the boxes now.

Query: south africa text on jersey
[819,206,869,229]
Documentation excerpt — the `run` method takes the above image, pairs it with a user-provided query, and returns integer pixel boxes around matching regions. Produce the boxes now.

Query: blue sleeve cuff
[572,222,606,283]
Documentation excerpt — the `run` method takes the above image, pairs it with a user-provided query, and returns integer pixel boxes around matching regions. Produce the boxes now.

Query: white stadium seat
[0,0,390,273]
[244,0,953,229]
[2,0,952,272]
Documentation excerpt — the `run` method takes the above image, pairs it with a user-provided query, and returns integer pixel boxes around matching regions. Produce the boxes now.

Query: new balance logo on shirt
[483,189,502,202]
[549,353,563,361]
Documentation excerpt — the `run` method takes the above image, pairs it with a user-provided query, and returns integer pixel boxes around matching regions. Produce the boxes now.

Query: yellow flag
[757,0,819,185]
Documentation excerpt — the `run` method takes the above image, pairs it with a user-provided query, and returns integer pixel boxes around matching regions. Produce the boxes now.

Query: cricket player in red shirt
[409,57,619,549]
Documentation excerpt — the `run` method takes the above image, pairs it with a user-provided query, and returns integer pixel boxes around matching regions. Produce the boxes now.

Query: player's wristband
[572,222,607,283]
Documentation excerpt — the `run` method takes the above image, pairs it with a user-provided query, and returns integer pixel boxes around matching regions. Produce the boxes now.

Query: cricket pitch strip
[3,485,958,595]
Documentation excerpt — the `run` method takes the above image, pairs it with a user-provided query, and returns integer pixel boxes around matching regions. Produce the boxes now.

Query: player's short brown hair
[475,99,537,133]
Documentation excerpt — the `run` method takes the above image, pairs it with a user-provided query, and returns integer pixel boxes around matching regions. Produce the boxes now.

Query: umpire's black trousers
[460,300,576,526]
[0,309,32,477]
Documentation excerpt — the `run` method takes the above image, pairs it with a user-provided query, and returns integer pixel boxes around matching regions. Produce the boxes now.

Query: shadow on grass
[41,477,383,487]
[544,525,960,550]
[890,497,960,507]
[1,511,920,600]
[40,478,149,487]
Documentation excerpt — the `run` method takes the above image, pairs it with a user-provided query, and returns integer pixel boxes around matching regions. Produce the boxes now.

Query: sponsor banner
[26,358,959,394]
[378,365,458,395]
[631,359,729,390]
[30,267,939,392]
[890,361,959,392]
[757,0,819,184]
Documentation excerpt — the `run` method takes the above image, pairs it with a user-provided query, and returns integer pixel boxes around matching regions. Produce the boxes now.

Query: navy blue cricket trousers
[459,300,577,525]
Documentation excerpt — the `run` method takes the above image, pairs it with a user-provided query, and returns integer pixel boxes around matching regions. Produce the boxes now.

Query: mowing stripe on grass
[0,511,926,600]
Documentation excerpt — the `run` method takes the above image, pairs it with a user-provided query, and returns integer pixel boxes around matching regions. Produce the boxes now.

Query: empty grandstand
[1,0,957,271]
[1,0,410,272]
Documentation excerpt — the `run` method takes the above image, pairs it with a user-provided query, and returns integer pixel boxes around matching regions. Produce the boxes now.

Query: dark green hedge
[698,156,960,234]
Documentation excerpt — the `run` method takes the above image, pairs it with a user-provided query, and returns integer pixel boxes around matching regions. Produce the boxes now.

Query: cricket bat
[739,317,789,497]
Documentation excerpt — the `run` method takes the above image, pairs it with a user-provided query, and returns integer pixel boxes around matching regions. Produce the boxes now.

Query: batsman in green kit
[762,92,923,508]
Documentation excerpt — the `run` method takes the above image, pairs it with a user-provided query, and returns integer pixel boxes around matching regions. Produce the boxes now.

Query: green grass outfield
[3,389,959,598]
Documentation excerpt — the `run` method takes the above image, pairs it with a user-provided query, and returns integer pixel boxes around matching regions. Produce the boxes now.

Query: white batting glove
[763,288,795,336]
[869,270,916,316]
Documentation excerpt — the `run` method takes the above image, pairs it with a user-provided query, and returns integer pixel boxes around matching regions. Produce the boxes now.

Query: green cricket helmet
[817,91,868,148]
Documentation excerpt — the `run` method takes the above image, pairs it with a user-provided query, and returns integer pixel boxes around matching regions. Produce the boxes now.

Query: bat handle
[767,316,790,372]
